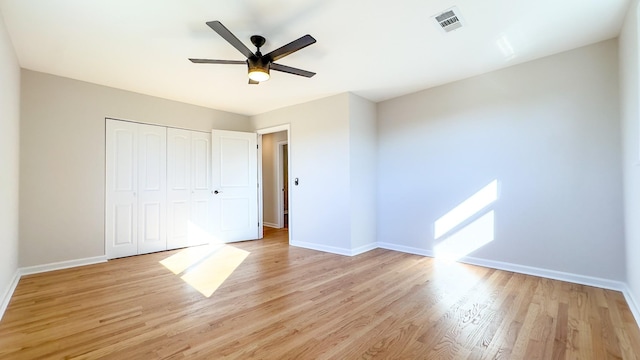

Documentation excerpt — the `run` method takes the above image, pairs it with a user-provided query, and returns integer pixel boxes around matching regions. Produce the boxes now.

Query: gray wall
[19,70,250,267]
[0,11,20,310]
[377,39,625,281]
[620,0,640,313]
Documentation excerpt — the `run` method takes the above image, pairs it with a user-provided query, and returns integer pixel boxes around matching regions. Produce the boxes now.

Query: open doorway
[258,125,290,243]
[280,142,288,228]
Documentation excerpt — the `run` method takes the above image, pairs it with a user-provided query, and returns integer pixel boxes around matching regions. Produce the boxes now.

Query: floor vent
[433,6,465,33]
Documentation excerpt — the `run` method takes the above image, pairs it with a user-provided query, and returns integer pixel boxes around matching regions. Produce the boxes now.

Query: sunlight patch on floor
[160,244,249,297]
[160,244,223,275]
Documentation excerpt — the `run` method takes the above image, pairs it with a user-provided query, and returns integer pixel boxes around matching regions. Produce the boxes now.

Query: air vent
[433,6,465,33]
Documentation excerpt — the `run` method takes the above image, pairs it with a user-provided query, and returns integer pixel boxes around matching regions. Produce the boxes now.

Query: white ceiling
[0,0,631,116]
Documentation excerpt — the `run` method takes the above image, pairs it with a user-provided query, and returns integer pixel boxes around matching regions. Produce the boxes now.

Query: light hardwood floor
[1,227,639,359]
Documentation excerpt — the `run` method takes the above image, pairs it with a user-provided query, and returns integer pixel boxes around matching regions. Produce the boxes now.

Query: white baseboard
[351,242,378,256]
[378,242,435,257]
[290,241,378,256]
[19,256,108,276]
[0,269,21,321]
[377,242,626,292]
[458,255,626,292]
[263,222,280,229]
[290,241,354,256]
[622,285,640,327]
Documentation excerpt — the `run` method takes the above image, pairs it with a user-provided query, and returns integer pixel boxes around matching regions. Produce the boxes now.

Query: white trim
[263,222,279,229]
[458,255,626,291]
[276,140,288,229]
[290,241,353,256]
[622,286,640,327]
[351,243,378,256]
[291,241,377,256]
[19,256,108,276]
[0,269,21,321]
[256,124,292,247]
[257,124,289,135]
[377,242,625,291]
[378,242,435,257]
[257,134,264,239]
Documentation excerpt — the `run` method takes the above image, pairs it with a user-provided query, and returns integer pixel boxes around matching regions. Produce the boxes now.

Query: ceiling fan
[189,20,317,84]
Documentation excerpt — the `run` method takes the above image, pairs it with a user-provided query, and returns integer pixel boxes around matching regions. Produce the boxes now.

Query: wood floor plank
[1,227,639,359]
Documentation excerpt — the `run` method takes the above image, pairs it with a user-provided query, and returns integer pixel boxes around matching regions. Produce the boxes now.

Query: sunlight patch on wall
[160,244,249,297]
[434,180,498,239]
[433,180,498,262]
[434,211,495,261]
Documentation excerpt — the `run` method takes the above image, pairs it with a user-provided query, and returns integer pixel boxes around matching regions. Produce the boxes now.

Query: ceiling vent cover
[433,6,465,33]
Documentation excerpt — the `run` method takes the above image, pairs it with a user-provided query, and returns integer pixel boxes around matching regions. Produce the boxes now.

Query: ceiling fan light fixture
[248,64,270,82]
[190,21,316,84]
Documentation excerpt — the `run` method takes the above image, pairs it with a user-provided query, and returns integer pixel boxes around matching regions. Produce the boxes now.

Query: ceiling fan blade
[189,58,246,65]
[271,63,316,78]
[248,79,260,85]
[265,35,316,62]
[206,20,255,59]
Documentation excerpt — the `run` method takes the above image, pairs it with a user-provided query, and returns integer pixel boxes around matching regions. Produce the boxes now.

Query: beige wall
[377,39,625,280]
[348,94,377,250]
[262,131,287,227]
[620,0,640,319]
[252,93,377,254]
[19,70,250,267]
[0,11,21,311]
[252,94,353,252]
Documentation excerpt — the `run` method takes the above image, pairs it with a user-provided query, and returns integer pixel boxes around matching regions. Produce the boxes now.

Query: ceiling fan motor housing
[248,56,270,81]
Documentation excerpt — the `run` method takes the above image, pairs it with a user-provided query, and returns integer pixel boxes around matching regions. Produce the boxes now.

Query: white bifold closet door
[106,120,167,258]
[137,124,167,254]
[167,128,213,249]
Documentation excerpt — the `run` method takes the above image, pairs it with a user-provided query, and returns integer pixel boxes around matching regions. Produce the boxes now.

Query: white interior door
[212,130,258,243]
[167,128,191,249]
[190,131,213,245]
[137,124,167,254]
[106,120,138,258]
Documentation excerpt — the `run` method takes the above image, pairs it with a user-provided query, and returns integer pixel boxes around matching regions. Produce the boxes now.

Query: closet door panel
[106,120,138,258]
[137,124,167,254]
[190,132,213,246]
[167,128,192,249]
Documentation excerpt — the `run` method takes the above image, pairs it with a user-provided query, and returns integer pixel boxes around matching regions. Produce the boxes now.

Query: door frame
[276,140,288,229]
[257,124,291,243]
